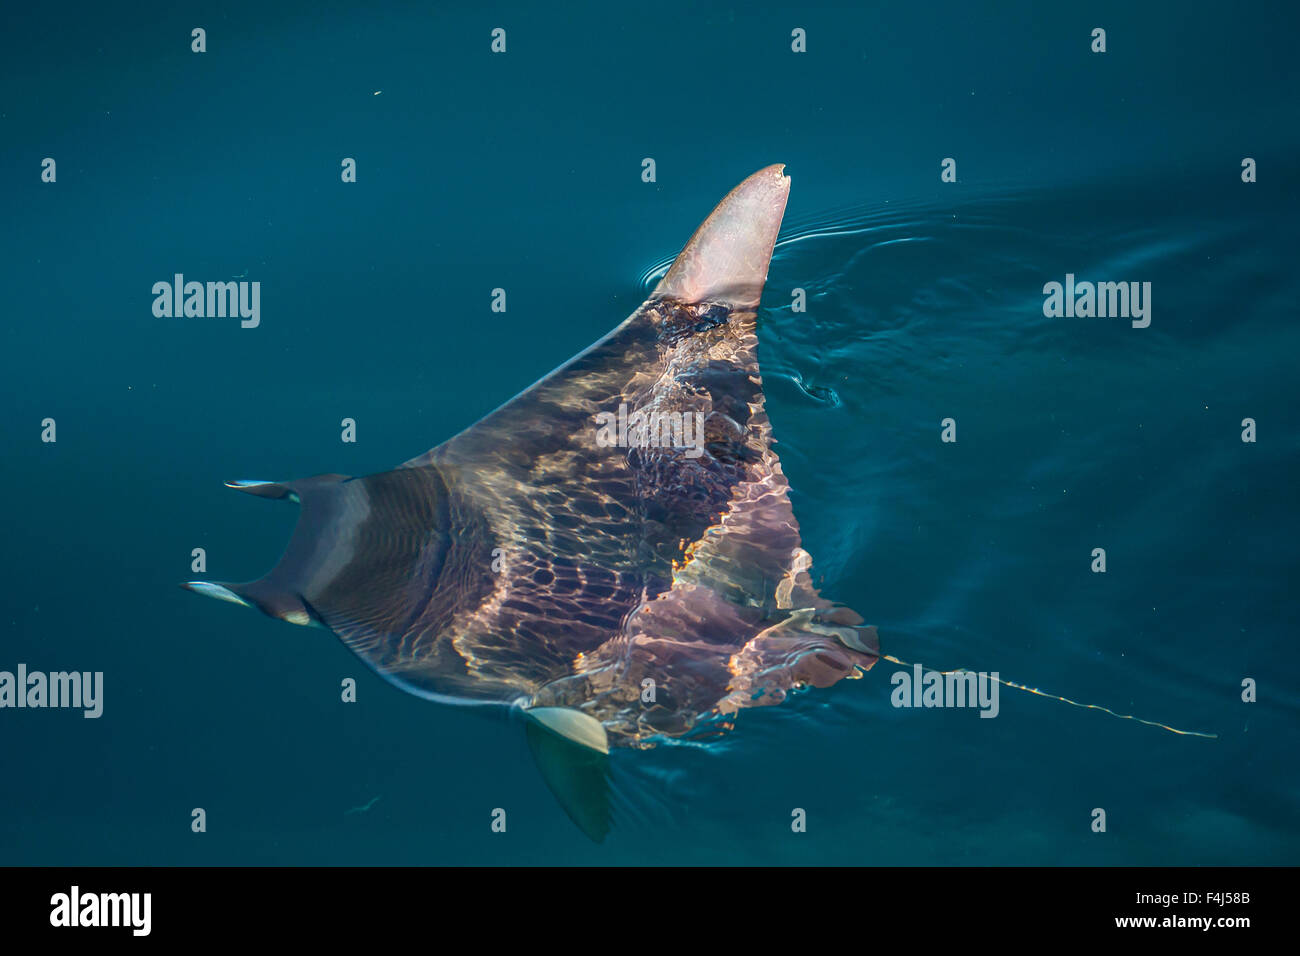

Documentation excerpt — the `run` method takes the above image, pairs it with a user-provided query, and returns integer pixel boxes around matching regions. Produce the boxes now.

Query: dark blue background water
[3,1,1297,864]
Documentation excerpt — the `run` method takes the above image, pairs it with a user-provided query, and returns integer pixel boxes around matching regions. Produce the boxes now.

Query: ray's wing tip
[526,706,610,754]
[754,162,789,184]
[731,162,791,218]
[654,163,792,309]
[523,708,613,842]
[744,161,790,195]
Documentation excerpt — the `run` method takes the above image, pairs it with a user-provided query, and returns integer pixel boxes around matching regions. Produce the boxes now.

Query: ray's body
[187,166,879,836]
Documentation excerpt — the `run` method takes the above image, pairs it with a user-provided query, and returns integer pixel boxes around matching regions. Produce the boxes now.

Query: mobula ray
[185,166,881,839]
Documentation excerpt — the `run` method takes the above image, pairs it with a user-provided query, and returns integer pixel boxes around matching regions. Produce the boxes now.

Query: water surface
[1,0,1296,865]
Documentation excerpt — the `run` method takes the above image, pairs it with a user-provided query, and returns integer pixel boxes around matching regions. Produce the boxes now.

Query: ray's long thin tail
[878,653,1218,739]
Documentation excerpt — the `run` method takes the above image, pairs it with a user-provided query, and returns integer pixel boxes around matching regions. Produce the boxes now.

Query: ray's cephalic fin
[184,469,455,641]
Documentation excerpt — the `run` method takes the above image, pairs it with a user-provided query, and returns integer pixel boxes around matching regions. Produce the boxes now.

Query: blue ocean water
[2,1,1297,864]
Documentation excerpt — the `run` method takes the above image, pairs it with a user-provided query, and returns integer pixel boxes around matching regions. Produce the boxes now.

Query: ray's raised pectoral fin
[400,165,792,476]
[523,707,612,843]
[655,163,790,308]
